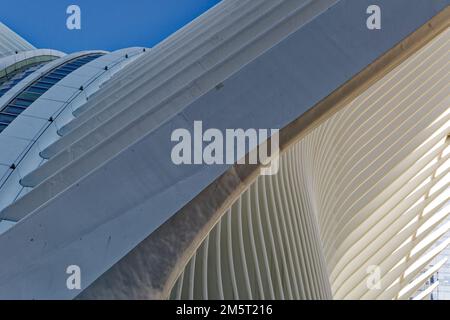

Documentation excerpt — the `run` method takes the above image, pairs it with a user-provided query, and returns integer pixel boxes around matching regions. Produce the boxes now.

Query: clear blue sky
[0,0,221,53]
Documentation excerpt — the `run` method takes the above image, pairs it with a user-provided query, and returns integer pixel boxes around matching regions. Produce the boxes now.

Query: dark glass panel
[3,106,25,116]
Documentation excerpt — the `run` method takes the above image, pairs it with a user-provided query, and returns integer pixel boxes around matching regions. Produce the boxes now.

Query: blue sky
[0,0,221,53]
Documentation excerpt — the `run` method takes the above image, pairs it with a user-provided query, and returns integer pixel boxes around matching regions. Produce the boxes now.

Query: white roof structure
[0,0,449,300]
[0,22,34,58]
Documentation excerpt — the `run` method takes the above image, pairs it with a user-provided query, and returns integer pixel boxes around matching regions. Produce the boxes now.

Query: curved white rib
[169,27,450,300]
[17,0,335,198]
[0,22,34,58]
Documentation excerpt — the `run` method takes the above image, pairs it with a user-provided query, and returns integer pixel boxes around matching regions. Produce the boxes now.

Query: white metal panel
[0,22,34,58]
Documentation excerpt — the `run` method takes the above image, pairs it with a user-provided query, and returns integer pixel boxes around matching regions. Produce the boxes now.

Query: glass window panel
[59,68,76,75]
[27,86,47,94]
[11,98,33,107]
[51,70,70,77]
[61,63,78,68]
[66,62,84,67]
[18,91,41,101]
[71,63,85,67]
[73,60,90,65]
[40,77,59,84]
[3,106,25,116]
[0,113,15,124]
[46,73,64,80]
[34,82,53,89]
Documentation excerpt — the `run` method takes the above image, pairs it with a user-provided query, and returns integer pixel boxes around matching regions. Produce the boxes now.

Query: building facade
[0,0,449,300]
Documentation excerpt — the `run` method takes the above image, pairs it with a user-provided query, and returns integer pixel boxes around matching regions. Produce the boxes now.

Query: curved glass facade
[0,53,104,133]
[0,62,46,98]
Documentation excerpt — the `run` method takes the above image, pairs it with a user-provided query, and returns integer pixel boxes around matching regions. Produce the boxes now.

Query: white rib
[0,22,34,58]
[413,281,439,300]
[169,27,450,300]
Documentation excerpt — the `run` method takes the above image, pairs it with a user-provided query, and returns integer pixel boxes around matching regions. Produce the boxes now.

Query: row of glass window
[0,63,47,99]
[0,54,104,133]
